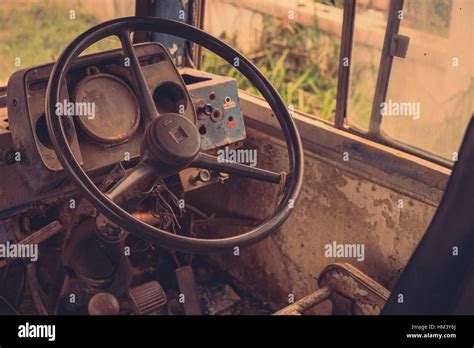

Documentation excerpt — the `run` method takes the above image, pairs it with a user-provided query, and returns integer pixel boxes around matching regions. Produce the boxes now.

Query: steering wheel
[46,17,303,254]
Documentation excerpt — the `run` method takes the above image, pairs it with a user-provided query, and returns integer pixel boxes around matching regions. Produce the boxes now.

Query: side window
[346,1,388,132]
[202,0,344,122]
[380,0,472,161]
[345,0,472,164]
[202,0,472,166]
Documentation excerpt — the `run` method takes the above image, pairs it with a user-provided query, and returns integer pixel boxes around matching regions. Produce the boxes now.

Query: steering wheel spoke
[191,152,284,184]
[106,161,157,205]
[118,30,159,121]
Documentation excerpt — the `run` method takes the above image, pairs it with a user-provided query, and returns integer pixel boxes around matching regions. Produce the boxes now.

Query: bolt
[189,169,211,185]
[211,109,221,122]
[203,104,213,116]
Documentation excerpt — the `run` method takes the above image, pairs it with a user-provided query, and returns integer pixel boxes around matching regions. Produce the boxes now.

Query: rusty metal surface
[273,286,331,315]
[176,265,203,315]
[131,211,161,226]
[26,263,48,315]
[6,42,194,190]
[0,220,63,269]
[0,97,8,134]
[318,263,390,315]
[178,167,229,192]
[20,69,83,172]
[0,47,246,216]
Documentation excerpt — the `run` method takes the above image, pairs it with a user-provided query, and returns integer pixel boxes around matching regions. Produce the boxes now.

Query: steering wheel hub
[142,113,200,171]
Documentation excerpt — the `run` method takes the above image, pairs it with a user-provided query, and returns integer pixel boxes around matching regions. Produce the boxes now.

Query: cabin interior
[0,0,472,316]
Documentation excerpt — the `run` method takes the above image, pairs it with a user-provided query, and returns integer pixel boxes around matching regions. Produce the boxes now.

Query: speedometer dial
[73,73,140,144]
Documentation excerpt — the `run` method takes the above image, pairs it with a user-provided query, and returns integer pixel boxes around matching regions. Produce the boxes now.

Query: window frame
[193,0,452,203]
[195,0,456,167]
[335,0,454,168]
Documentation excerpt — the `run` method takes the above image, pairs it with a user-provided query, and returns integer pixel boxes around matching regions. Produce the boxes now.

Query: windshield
[0,0,135,86]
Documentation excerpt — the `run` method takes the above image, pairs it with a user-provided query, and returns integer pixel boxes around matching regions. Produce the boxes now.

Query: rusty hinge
[390,34,410,58]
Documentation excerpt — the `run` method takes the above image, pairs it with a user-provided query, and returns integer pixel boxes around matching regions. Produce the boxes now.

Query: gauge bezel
[73,72,141,144]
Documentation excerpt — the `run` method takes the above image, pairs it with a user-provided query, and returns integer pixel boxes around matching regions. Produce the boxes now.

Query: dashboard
[0,43,246,216]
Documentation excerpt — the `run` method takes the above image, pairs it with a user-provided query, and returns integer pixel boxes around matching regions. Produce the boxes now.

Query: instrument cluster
[6,43,246,194]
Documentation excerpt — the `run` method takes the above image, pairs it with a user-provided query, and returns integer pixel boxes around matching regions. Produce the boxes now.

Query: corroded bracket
[318,263,390,315]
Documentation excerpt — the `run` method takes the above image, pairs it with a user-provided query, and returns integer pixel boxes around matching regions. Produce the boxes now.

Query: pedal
[175,265,202,315]
[127,281,167,315]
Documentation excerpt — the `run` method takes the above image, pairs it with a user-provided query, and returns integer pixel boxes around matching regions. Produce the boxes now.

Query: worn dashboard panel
[0,43,246,214]
[179,68,246,151]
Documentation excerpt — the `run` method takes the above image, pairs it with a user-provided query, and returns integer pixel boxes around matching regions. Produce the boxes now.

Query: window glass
[202,0,343,122]
[346,1,388,131]
[380,0,473,160]
[0,0,135,85]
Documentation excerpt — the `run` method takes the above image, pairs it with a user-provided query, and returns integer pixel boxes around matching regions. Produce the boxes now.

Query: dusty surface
[192,129,438,313]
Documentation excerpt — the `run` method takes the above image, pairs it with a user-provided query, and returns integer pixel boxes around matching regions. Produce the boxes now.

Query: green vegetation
[0,1,347,123]
[202,15,340,121]
[0,1,118,83]
[347,60,378,131]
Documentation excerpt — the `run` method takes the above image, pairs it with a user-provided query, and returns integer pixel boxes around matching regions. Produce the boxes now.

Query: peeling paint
[200,130,438,312]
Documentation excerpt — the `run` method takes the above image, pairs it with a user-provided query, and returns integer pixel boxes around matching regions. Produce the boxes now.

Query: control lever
[176,265,202,315]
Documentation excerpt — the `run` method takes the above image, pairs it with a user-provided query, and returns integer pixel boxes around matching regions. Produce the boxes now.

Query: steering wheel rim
[46,17,304,253]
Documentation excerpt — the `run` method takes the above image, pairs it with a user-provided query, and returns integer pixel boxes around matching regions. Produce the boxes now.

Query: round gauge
[73,73,140,144]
